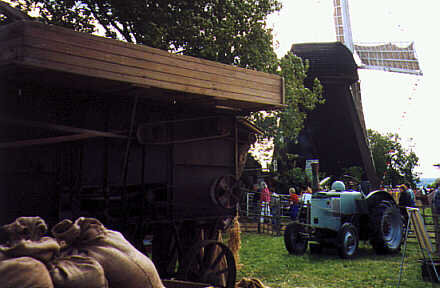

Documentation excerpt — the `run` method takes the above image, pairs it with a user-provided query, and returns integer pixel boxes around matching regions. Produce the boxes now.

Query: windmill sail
[354,42,422,75]
[333,0,354,52]
[333,0,422,75]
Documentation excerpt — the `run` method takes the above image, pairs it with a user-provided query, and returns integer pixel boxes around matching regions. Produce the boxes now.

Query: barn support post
[234,117,239,179]
[76,143,83,218]
[103,102,110,225]
[121,95,139,224]
[140,144,146,228]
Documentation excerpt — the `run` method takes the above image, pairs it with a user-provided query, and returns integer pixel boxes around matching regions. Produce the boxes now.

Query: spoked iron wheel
[183,240,236,288]
[210,175,242,210]
[152,225,182,279]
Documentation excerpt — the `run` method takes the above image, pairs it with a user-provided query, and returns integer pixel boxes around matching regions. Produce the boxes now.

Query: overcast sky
[267,0,440,178]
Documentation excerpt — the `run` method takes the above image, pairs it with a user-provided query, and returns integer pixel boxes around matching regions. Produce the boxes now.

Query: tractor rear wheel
[338,223,358,259]
[369,200,403,254]
[284,222,308,255]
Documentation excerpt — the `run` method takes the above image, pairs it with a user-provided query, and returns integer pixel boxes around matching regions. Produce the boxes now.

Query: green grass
[236,232,439,288]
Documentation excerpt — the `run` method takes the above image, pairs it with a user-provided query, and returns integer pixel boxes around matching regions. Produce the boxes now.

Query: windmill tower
[333,0,422,76]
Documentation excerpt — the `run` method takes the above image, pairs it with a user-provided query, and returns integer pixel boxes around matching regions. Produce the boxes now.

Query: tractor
[284,163,403,258]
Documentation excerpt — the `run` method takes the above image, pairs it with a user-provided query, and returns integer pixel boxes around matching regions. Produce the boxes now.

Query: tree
[7,0,281,72]
[251,53,323,143]
[367,129,420,188]
[342,166,364,186]
[250,53,323,188]
[433,178,440,188]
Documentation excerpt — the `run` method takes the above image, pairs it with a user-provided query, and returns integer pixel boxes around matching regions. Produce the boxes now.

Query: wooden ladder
[398,207,439,286]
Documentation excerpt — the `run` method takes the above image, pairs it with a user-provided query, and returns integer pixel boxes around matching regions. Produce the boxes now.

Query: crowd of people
[396,182,440,211]
[250,180,312,223]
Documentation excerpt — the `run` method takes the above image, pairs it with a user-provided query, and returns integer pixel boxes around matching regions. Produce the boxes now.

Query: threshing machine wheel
[183,240,236,288]
[210,175,241,210]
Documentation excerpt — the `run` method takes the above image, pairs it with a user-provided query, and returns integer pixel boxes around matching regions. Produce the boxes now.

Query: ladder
[398,207,439,286]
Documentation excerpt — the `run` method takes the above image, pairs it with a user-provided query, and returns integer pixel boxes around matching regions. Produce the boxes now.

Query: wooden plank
[0,115,128,139]
[0,38,22,63]
[0,21,23,41]
[408,207,434,253]
[23,35,280,95]
[19,21,284,107]
[18,57,281,106]
[21,43,281,102]
[20,49,279,104]
[0,20,285,108]
[21,21,281,84]
[140,132,231,145]
[162,279,214,288]
[0,134,95,148]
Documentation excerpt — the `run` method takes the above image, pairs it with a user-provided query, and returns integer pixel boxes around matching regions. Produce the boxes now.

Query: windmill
[332,0,422,134]
[333,0,422,76]
[333,0,422,186]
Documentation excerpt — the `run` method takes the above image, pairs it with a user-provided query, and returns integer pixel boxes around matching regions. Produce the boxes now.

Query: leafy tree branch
[367,129,420,187]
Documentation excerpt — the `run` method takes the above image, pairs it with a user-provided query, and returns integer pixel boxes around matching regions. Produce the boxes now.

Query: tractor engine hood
[311,190,366,217]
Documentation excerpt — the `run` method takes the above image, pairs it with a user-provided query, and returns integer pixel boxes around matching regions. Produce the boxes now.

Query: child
[289,187,299,220]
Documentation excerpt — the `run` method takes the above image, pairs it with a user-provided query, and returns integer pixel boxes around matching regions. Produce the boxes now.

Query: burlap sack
[52,217,164,288]
[49,255,108,288]
[0,217,60,263]
[1,216,48,242]
[0,237,60,264]
[0,256,54,288]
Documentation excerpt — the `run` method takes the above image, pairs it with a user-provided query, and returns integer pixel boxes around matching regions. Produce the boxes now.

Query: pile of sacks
[0,216,164,288]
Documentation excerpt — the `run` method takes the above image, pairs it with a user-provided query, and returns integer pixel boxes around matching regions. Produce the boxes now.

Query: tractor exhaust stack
[311,162,320,193]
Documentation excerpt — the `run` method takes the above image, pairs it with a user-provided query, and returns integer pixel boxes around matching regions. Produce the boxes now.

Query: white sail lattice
[333,0,422,75]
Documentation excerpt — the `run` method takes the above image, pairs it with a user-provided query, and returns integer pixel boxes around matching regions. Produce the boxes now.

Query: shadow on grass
[281,242,403,262]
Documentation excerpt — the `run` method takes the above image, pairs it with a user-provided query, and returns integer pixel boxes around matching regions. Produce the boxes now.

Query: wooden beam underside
[0,116,129,149]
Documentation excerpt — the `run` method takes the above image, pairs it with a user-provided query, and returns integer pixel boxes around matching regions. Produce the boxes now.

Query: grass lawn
[236,232,439,288]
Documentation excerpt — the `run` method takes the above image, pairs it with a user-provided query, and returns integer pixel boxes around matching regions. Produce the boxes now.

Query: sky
[267,0,440,179]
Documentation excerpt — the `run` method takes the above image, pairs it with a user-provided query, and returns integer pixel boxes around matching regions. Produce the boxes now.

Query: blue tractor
[284,164,403,258]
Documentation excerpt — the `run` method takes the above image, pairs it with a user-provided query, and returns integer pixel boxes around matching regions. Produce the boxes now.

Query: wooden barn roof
[0,20,284,112]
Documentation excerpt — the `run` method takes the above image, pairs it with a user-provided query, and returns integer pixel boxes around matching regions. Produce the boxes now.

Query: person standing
[251,183,261,220]
[300,186,312,206]
[289,187,299,220]
[260,181,271,223]
[432,183,440,253]
[406,183,416,207]
[398,184,413,226]
[271,191,281,235]
[398,184,413,207]
[433,184,440,213]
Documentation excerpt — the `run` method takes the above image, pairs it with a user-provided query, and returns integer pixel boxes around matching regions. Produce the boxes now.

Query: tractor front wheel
[284,222,308,255]
[338,223,358,259]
